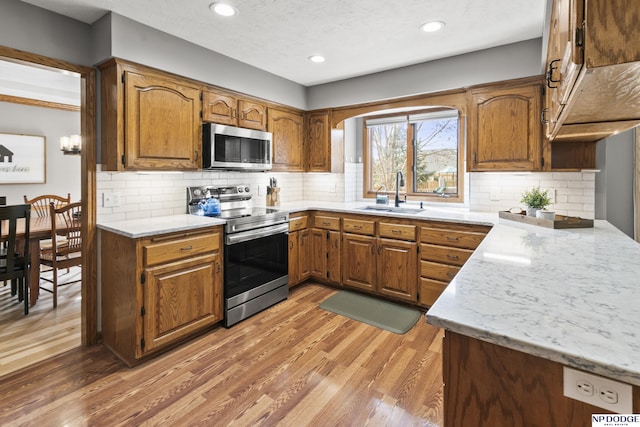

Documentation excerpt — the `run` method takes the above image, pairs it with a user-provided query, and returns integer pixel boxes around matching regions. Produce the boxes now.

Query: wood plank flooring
[0,283,444,426]
[0,267,81,378]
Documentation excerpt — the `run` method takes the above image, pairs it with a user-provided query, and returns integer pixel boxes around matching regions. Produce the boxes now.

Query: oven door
[224,223,289,310]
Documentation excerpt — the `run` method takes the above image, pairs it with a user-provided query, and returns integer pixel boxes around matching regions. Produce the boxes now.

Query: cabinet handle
[322,221,330,226]
[232,108,237,119]
[180,245,193,251]
[217,262,221,273]
[377,245,381,255]
[353,225,362,229]
[391,229,401,234]
[447,254,459,260]
[446,236,459,241]
[546,59,561,88]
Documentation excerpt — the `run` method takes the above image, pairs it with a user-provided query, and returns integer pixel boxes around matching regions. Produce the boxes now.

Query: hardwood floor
[0,283,444,426]
[0,267,81,379]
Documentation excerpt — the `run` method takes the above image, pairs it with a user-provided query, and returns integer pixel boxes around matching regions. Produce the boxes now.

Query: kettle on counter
[199,197,221,216]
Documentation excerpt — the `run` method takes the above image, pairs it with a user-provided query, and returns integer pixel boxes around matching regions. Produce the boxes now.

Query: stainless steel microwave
[202,123,272,171]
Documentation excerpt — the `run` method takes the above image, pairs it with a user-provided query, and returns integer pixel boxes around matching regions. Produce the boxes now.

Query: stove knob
[244,186,250,193]
[238,187,244,193]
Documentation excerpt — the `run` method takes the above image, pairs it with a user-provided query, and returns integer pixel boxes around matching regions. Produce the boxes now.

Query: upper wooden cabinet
[544,0,640,142]
[202,90,267,131]
[268,108,304,172]
[467,79,543,171]
[305,110,344,173]
[99,59,201,171]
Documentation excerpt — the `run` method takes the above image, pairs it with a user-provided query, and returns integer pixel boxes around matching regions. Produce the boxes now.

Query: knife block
[266,186,280,206]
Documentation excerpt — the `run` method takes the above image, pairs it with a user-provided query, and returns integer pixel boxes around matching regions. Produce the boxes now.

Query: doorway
[0,46,98,376]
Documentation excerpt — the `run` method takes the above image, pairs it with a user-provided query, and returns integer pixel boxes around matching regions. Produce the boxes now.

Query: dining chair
[23,193,71,273]
[23,194,71,218]
[0,204,31,315]
[39,201,81,308]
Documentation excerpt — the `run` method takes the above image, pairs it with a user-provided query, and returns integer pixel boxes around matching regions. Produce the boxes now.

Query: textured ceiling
[19,0,546,86]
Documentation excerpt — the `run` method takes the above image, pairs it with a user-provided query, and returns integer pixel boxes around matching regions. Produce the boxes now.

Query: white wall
[0,102,81,205]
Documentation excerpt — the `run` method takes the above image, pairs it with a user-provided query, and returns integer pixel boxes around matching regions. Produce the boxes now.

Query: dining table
[1,215,76,306]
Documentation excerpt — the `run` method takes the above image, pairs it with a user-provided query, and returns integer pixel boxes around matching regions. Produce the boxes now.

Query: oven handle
[226,223,289,245]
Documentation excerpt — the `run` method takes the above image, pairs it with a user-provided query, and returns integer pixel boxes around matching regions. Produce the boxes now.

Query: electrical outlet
[328,183,336,193]
[490,187,500,201]
[102,191,121,208]
[563,367,633,413]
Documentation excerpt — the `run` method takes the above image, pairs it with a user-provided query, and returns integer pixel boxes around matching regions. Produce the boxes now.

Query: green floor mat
[319,290,421,334]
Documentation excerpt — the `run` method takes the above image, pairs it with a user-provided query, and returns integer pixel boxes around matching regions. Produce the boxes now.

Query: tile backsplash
[469,172,596,219]
[97,166,597,222]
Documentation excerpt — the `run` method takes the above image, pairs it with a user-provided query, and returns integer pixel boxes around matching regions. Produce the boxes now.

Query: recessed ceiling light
[308,55,325,63]
[420,21,445,33]
[209,2,238,17]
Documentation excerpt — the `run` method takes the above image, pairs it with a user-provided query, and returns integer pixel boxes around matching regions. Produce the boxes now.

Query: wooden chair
[0,204,31,315]
[40,202,82,308]
[23,193,71,272]
[23,193,71,218]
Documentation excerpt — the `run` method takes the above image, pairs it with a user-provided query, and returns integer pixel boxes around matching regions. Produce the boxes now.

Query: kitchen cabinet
[202,89,267,131]
[418,223,489,307]
[467,78,543,171]
[342,217,418,303]
[268,108,305,172]
[101,226,223,366]
[288,214,310,287]
[544,0,640,143]
[309,214,341,284]
[99,59,201,171]
[305,110,344,173]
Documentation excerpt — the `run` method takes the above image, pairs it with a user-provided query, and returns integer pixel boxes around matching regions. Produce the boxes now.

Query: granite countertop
[97,202,640,385]
[97,214,226,238]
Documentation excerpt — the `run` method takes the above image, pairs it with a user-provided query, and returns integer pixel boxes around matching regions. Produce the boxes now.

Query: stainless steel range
[187,185,289,327]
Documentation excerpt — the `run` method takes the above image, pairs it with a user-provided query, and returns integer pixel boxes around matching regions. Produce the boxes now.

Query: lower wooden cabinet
[101,226,223,366]
[288,214,310,287]
[342,233,377,292]
[378,238,418,301]
[418,223,490,307]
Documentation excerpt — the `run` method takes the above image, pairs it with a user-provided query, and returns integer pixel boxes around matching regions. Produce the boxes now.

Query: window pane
[368,123,408,192]
[413,116,458,194]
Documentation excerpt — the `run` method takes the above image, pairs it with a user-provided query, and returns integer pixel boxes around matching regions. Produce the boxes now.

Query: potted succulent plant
[520,187,551,217]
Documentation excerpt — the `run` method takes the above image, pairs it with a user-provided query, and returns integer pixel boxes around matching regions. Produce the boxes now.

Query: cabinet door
[238,99,267,130]
[468,83,542,171]
[378,238,418,302]
[306,111,331,172]
[142,253,221,354]
[269,108,304,172]
[342,233,376,292]
[125,71,200,170]
[327,230,341,285]
[202,91,237,126]
[309,228,327,279]
[288,232,300,286]
[298,229,311,282]
[544,0,584,138]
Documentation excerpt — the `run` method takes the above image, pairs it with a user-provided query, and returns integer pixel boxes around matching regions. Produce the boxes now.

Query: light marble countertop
[97,201,640,386]
[97,214,225,238]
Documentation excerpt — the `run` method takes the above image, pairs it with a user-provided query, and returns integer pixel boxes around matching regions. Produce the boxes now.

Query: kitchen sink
[359,205,424,214]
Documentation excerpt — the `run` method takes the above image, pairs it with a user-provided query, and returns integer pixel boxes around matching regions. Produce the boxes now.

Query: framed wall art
[0,132,46,184]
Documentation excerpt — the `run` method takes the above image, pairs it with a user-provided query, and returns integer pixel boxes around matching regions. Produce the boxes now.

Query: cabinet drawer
[144,233,219,266]
[419,278,448,307]
[343,218,375,235]
[420,227,487,249]
[314,215,341,231]
[289,215,308,232]
[420,260,460,283]
[420,243,472,266]
[379,223,416,241]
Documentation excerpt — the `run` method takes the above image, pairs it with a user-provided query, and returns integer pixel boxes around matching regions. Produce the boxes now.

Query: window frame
[363,108,465,203]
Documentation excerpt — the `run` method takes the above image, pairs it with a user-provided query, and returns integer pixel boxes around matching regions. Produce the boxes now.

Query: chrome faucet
[394,171,405,207]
